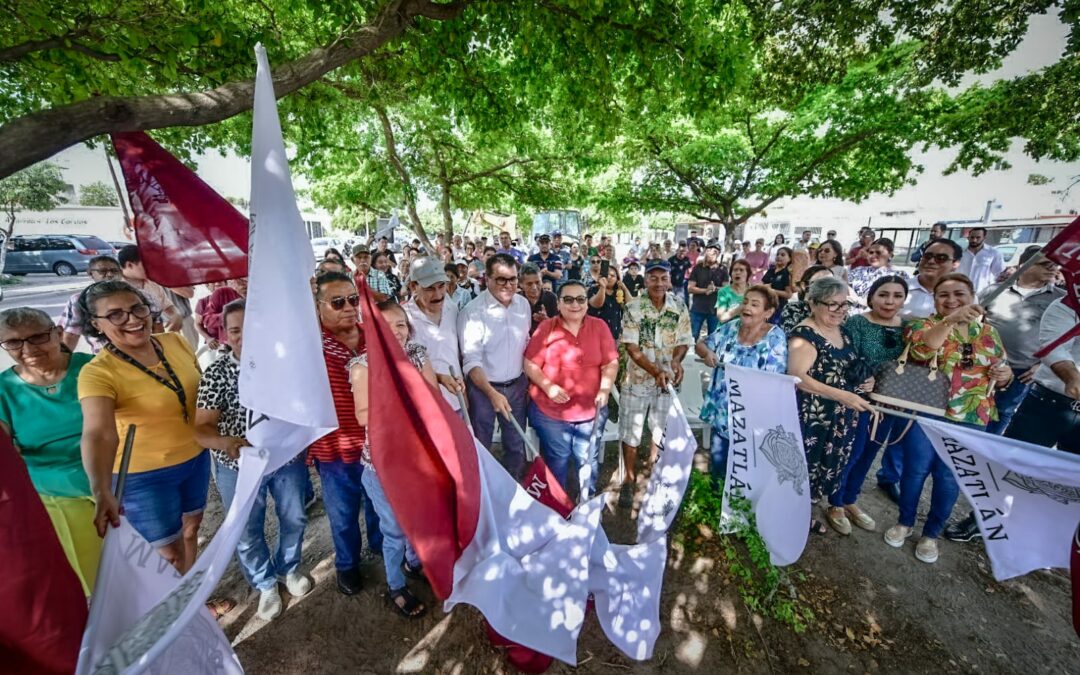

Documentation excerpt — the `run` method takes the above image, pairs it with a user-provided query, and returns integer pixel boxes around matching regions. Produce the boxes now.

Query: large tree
[0,162,69,274]
[78,180,119,206]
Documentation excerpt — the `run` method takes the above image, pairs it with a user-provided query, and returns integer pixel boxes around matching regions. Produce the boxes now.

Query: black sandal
[810,519,828,535]
[402,561,427,582]
[386,587,427,618]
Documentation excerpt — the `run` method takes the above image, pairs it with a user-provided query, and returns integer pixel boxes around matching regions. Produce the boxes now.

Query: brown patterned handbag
[870,343,949,417]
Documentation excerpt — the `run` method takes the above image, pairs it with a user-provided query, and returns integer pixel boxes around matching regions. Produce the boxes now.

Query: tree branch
[0,0,472,179]
[373,103,435,252]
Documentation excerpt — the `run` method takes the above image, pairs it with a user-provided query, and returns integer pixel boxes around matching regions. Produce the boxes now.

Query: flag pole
[449,365,472,429]
[500,409,541,461]
[114,425,137,502]
[977,253,1042,309]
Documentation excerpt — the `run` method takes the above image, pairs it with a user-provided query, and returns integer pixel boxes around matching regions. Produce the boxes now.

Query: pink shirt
[744,251,770,283]
[524,316,618,422]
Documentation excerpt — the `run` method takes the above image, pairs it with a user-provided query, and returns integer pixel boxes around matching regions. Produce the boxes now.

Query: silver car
[4,234,116,276]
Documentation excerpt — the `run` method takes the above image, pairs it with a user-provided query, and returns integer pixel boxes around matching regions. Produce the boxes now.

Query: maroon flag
[111,132,248,288]
[1033,216,1080,358]
[0,430,87,674]
[1073,522,1080,638]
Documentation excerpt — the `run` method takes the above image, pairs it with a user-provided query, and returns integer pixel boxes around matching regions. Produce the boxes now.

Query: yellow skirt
[39,494,101,597]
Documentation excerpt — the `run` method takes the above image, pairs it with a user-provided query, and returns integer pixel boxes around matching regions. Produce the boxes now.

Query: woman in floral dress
[787,277,875,534]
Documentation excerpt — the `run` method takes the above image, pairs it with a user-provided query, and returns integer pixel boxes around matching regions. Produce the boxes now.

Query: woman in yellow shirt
[78,280,208,574]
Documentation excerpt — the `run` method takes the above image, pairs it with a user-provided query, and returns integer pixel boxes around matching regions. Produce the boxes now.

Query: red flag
[1042,214,1080,272]
[0,430,88,674]
[1073,522,1080,638]
[111,132,249,288]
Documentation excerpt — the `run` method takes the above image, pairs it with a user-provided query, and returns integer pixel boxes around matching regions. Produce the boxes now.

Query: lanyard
[107,339,189,423]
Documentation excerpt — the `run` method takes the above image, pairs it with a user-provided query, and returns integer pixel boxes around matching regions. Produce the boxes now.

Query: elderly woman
[697,286,788,480]
[884,273,1010,564]
[787,277,875,534]
[525,280,619,499]
[779,266,836,333]
[848,238,905,310]
[826,275,908,535]
[814,239,848,281]
[715,259,751,323]
[308,271,383,596]
[0,307,100,595]
[78,283,210,570]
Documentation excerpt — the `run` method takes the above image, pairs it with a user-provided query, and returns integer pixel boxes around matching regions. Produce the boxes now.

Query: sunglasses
[94,303,152,326]
[1,328,56,351]
[560,295,587,305]
[923,252,954,264]
[321,294,360,310]
[590,259,601,265]
[960,343,974,369]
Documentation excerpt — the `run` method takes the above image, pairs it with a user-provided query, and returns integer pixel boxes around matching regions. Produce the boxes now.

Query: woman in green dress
[0,307,100,595]
[715,259,751,323]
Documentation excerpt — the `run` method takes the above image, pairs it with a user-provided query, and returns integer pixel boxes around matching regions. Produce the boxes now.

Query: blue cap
[645,260,671,273]
[552,231,562,236]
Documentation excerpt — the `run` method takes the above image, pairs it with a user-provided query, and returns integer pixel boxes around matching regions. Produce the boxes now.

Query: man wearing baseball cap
[527,233,564,288]
[403,257,466,416]
[686,242,729,342]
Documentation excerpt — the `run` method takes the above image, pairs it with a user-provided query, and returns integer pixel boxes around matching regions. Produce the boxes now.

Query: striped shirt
[307,325,367,464]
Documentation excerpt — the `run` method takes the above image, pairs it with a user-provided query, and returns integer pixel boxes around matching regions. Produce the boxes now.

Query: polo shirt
[687,264,729,314]
[979,282,1065,369]
[525,316,618,422]
[528,251,564,278]
[1036,298,1080,396]
[307,325,367,464]
[496,247,526,265]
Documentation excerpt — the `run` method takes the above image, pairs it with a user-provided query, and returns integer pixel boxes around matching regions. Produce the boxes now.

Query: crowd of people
[0,224,1076,633]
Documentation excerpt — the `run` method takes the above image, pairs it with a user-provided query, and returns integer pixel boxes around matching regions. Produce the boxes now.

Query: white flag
[637,386,698,542]
[918,419,1080,580]
[722,365,811,566]
[240,42,337,472]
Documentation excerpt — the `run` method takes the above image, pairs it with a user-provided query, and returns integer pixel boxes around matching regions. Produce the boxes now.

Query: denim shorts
[117,450,210,547]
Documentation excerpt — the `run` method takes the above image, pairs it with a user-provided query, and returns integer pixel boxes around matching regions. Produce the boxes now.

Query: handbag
[869,342,949,417]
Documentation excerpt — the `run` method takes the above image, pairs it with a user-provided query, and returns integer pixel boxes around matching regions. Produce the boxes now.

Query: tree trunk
[439,182,454,243]
[372,104,435,253]
[0,0,471,179]
[0,211,16,278]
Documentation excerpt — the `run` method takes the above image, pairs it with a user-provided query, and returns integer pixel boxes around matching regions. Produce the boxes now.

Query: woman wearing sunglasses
[884,273,1010,564]
[826,275,908,535]
[0,307,100,595]
[787,276,875,535]
[77,282,213,575]
[524,280,619,500]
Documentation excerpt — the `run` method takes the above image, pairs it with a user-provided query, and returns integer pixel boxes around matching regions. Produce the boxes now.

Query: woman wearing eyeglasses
[884,273,1010,563]
[77,282,211,573]
[826,275,908,535]
[787,277,875,535]
[0,307,101,595]
[308,271,384,596]
[525,280,619,500]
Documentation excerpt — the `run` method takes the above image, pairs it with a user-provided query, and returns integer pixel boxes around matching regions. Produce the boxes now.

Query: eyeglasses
[816,300,854,313]
[960,343,974,369]
[93,304,152,325]
[89,267,121,279]
[560,296,587,305]
[923,253,954,264]
[590,259,601,265]
[1,329,55,351]
[320,294,360,310]
[491,275,518,287]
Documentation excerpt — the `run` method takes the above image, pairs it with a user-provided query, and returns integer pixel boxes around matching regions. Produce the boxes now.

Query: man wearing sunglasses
[523,280,619,499]
[901,238,962,319]
[58,255,124,354]
[944,247,1065,543]
[459,253,532,479]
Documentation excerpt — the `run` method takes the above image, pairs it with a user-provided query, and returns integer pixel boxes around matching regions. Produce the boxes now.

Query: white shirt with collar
[901,274,936,319]
[1036,297,1080,397]
[959,244,1005,293]
[404,297,461,410]
[458,289,531,384]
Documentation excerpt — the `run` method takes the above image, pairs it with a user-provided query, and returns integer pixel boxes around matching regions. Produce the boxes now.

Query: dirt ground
[198,432,1079,675]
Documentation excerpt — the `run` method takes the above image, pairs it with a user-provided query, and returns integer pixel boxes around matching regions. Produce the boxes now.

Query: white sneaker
[257,587,283,621]
[915,537,939,564]
[884,524,912,548]
[283,571,312,597]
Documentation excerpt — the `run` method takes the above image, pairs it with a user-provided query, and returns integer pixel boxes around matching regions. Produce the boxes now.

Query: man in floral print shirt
[617,261,693,507]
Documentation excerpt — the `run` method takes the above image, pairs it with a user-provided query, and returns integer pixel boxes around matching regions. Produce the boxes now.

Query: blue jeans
[831,413,901,507]
[874,430,904,486]
[120,450,210,547]
[690,310,718,344]
[897,417,981,539]
[215,458,308,591]
[360,469,420,592]
[314,459,383,571]
[709,427,730,482]
[985,367,1031,435]
[529,404,598,498]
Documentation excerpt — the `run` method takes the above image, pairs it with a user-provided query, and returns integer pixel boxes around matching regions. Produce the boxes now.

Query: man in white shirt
[403,257,467,416]
[793,229,813,252]
[458,253,532,478]
[1001,296,1080,454]
[958,226,1005,293]
[901,238,961,319]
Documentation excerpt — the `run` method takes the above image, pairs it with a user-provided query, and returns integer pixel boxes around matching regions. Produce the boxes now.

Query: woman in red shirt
[524,280,619,500]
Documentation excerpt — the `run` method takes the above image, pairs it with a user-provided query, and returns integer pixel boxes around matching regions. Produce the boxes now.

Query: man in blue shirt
[527,234,564,288]
[495,230,525,265]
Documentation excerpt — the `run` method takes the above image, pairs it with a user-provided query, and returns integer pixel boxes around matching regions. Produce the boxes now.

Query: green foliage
[78,180,118,206]
[1027,173,1053,186]
[0,161,68,231]
[678,470,815,634]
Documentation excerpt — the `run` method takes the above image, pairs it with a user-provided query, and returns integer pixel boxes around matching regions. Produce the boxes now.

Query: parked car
[4,234,116,276]
[310,237,344,260]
